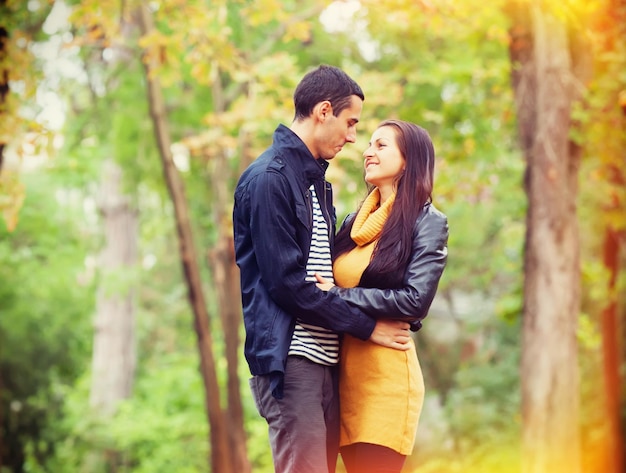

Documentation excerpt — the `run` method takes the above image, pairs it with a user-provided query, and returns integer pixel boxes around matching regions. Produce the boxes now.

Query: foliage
[30,356,209,473]
[1,0,623,471]
[0,171,94,471]
[325,0,525,299]
[442,319,521,449]
[0,0,55,230]
[575,1,626,467]
[413,442,520,473]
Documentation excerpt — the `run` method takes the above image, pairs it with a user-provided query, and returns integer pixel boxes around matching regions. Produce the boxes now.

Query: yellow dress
[334,190,425,456]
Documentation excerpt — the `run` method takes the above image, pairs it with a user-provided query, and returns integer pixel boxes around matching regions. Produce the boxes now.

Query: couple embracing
[233,65,448,473]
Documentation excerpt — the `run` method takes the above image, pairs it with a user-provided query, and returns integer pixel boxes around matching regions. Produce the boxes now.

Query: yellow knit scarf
[350,189,395,247]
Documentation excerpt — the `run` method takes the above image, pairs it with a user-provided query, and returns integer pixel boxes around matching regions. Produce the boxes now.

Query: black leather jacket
[331,202,448,332]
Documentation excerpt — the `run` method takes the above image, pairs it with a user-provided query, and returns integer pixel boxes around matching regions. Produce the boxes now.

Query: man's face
[316,95,363,161]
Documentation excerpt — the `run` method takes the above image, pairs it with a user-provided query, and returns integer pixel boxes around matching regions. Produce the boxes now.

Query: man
[233,65,410,473]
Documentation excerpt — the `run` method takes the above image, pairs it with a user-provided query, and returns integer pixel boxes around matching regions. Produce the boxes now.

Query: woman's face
[363,125,405,190]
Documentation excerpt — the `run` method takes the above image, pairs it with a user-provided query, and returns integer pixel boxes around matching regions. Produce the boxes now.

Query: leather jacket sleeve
[330,204,448,331]
[244,162,377,340]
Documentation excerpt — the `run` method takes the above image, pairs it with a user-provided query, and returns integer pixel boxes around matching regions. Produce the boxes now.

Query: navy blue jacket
[233,124,376,397]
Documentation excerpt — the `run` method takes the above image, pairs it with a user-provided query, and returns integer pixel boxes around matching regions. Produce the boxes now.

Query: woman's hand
[315,272,336,291]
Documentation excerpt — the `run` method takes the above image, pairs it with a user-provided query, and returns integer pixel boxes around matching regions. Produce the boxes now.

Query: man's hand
[369,319,412,351]
[315,272,335,291]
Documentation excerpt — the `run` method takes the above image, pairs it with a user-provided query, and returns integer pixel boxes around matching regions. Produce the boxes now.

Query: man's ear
[315,101,333,122]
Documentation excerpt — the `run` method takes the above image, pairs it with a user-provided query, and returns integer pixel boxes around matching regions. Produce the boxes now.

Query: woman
[316,119,448,472]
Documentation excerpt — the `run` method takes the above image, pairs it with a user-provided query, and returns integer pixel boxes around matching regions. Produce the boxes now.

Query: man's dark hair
[293,65,365,121]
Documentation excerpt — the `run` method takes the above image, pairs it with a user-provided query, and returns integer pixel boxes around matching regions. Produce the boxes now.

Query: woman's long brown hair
[334,119,435,288]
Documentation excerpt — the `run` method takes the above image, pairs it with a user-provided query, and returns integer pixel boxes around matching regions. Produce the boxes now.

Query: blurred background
[0,0,624,472]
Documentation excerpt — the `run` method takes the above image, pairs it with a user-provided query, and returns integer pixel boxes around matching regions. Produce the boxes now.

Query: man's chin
[325,148,343,160]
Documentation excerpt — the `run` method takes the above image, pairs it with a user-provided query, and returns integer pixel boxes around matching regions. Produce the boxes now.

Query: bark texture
[597,4,626,471]
[0,24,8,173]
[205,67,252,473]
[601,226,624,472]
[508,2,582,472]
[91,160,137,415]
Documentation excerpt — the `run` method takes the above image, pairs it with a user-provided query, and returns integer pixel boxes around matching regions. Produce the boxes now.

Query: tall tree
[600,224,625,472]
[136,4,234,472]
[0,9,4,447]
[90,160,137,417]
[0,21,8,174]
[88,9,143,424]
[507,1,590,472]
[588,0,626,470]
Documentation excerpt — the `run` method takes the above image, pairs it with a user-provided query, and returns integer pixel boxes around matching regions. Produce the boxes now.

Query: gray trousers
[249,355,340,473]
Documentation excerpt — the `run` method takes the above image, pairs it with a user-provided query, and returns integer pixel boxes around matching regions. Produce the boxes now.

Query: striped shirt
[288,185,340,365]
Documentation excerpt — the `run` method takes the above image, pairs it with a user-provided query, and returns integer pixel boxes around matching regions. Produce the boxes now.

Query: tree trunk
[600,225,624,472]
[136,4,233,472]
[0,1,3,425]
[205,70,251,473]
[598,3,626,470]
[208,236,250,473]
[0,24,8,173]
[91,160,137,416]
[508,2,582,473]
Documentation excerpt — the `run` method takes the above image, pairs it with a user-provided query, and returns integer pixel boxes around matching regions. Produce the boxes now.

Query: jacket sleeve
[249,167,377,340]
[330,208,449,331]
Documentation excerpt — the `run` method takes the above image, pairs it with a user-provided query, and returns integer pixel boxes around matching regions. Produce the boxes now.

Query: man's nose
[346,128,357,143]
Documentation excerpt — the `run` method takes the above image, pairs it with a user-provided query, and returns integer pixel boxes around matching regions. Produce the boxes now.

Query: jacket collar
[273,124,328,183]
